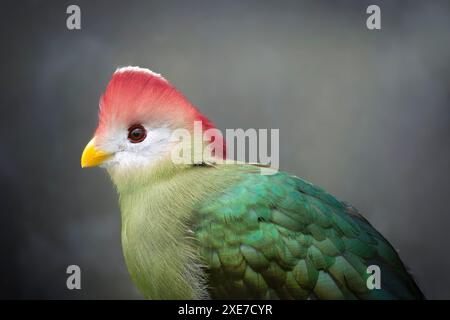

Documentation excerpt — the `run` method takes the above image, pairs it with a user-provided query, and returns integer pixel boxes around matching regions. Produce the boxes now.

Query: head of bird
[81,66,224,178]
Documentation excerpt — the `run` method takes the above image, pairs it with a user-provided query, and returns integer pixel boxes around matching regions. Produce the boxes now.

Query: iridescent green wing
[193,168,424,299]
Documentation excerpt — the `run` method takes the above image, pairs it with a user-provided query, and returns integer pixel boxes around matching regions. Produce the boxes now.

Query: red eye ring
[127,124,147,143]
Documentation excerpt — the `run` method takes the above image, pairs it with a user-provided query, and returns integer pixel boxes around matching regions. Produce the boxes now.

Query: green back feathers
[193,168,424,299]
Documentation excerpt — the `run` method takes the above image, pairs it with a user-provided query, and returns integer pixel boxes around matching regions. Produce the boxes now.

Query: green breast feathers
[193,170,424,300]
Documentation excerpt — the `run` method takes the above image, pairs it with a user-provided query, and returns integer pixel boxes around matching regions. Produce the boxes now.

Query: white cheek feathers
[100,126,175,171]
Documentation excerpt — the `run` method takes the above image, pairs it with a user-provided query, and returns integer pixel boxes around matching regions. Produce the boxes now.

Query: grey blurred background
[1,0,449,299]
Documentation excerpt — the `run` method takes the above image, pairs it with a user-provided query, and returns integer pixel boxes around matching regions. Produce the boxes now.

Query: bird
[81,66,424,300]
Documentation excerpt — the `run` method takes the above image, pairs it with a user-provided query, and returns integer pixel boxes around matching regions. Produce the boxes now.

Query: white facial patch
[98,125,175,171]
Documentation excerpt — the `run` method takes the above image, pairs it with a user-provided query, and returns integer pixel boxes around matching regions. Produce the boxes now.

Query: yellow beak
[81,138,112,168]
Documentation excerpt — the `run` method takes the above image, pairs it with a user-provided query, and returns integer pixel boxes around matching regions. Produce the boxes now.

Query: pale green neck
[109,160,240,299]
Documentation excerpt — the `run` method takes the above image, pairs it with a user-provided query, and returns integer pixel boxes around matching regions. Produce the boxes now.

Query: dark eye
[127,124,147,143]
